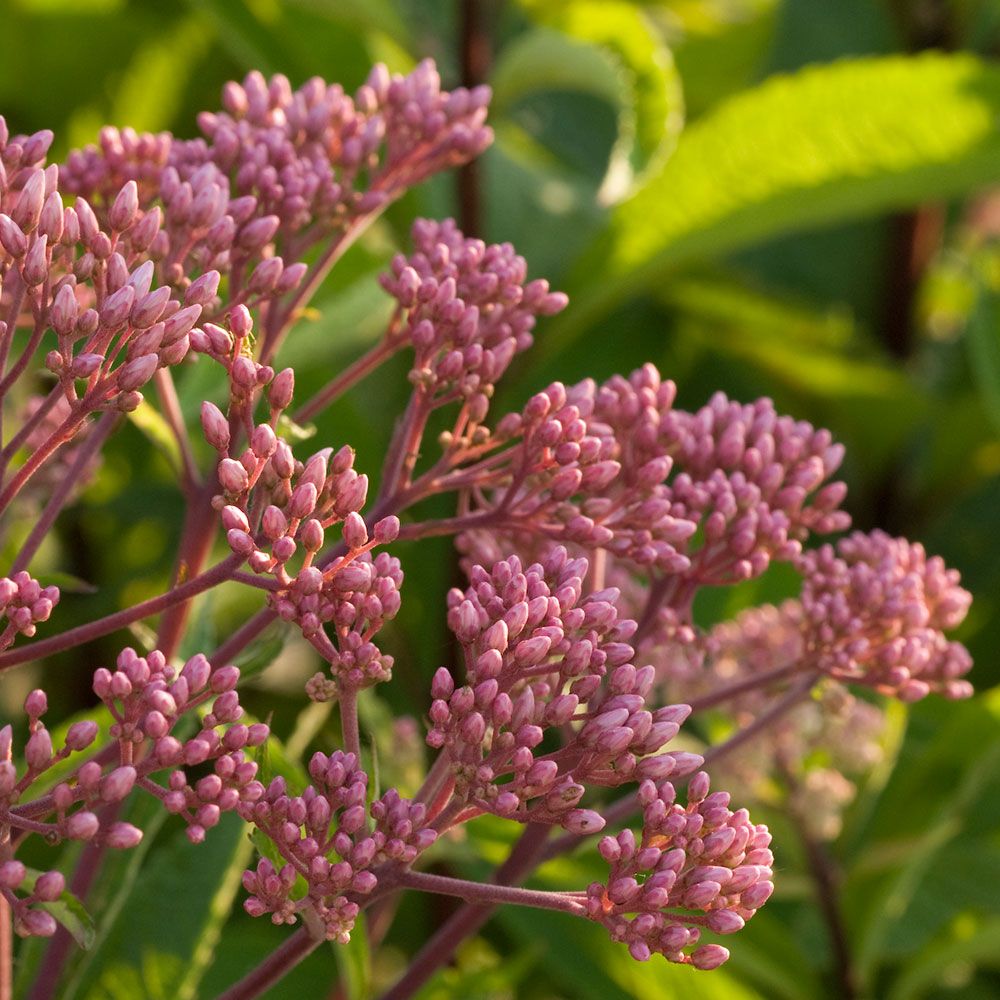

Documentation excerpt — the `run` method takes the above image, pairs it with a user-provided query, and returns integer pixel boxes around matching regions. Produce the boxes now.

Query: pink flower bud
[105,822,143,849]
[0,861,26,889]
[25,729,53,770]
[691,945,729,970]
[101,766,137,802]
[24,689,47,717]
[564,809,605,834]
[0,214,27,257]
[116,353,159,392]
[185,270,220,307]
[34,870,66,902]
[65,811,100,840]
[210,665,240,692]
[218,458,250,495]
[65,720,99,751]
[19,910,58,937]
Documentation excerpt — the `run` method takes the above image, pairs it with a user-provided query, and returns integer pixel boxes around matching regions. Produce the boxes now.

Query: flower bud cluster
[457,365,849,584]
[239,752,433,941]
[1,690,144,938]
[586,772,773,969]
[206,375,403,687]
[93,647,268,842]
[661,390,850,583]
[426,548,701,831]
[0,862,67,938]
[798,529,973,701]
[380,218,567,421]
[0,571,59,650]
[0,127,207,410]
[60,61,491,304]
[200,62,492,235]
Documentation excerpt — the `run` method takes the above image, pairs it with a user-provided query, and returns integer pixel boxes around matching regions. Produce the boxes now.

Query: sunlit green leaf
[559,53,1000,338]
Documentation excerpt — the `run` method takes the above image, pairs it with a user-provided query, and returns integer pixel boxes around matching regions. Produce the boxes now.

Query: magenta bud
[342,512,367,549]
[34,870,66,902]
[289,482,317,519]
[300,519,323,552]
[0,214,27,257]
[105,822,143,849]
[201,401,230,452]
[65,720,99,751]
[564,809,605,834]
[109,180,139,232]
[251,423,277,459]
[221,505,251,533]
[373,516,400,544]
[70,353,104,379]
[247,256,283,294]
[238,215,279,251]
[12,169,45,232]
[24,689,47,717]
[691,945,729,971]
[25,729,53,770]
[210,665,240,692]
[49,282,79,336]
[0,861,26,891]
[116,353,159,392]
[431,667,454,699]
[19,910,58,937]
[268,368,294,410]
[218,458,250,495]
[185,270,220,307]
[101,766,137,802]
[229,304,253,339]
[100,284,135,330]
[65,811,99,840]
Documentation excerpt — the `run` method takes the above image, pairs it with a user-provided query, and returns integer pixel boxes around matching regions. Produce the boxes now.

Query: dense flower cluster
[427,548,702,831]
[0,59,976,1000]
[589,772,773,968]
[799,530,973,701]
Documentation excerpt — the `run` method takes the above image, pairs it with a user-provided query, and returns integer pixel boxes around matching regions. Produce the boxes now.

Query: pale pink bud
[66,811,100,840]
[116,353,159,392]
[105,822,143,849]
[109,180,139,232]
[201,401,230,451]
[34,871,65,902]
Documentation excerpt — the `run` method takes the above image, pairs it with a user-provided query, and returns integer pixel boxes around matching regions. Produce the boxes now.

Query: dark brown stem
[457,0,495,237]
[882,206,945,360]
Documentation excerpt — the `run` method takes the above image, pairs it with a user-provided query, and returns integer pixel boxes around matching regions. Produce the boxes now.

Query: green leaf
[558,53,1000,339]
[887,916,1000,999]
[518,0,683,199]
[20,869,96,949]
[70,812,254,1000]
[492,28,623,110]
[965,283,1000,433]
[233,622,290,682]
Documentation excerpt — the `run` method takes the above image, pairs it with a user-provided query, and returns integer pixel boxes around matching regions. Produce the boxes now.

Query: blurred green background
[4,0,1000,997]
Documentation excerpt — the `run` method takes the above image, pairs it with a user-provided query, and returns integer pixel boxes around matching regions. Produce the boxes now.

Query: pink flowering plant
[0,60,977,1000]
